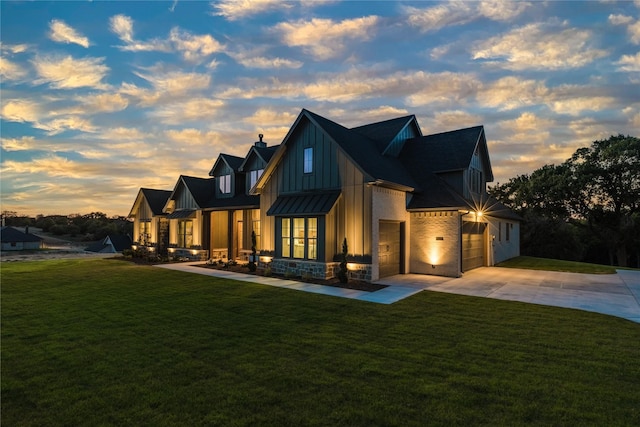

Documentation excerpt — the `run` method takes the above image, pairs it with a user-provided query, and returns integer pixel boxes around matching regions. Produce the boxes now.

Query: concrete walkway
[156,263,640,323]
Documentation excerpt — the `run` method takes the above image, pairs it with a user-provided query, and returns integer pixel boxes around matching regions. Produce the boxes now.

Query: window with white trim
[219,174,231,194]
[249,169,263,188]
[178,220,193,248]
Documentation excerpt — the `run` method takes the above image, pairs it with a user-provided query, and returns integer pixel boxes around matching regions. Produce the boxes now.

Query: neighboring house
[253,109,520,280]
[85,234,132,253]
[162,175,215,260]
[128,188,172,254]
[0,226,44,251]
[205,136,279,262]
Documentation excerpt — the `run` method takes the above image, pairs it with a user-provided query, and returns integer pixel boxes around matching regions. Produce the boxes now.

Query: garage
[462,222,486,272]
[379,221,403,278]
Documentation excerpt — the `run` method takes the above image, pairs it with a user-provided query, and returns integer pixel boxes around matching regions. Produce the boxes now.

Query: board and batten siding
[174,184,197,210]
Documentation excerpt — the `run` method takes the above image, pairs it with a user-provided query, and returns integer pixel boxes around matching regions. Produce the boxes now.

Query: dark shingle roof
[304,110,418,189]
[254,145,279,163]
[180,176,216,207]
[401,126,484,173]
[204,193,260,210]
[351,115,417,152]
[1,226,43,243]
[140,188,172,215]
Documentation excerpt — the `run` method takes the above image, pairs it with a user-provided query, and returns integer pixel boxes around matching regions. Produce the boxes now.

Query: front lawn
[2,259,639,426]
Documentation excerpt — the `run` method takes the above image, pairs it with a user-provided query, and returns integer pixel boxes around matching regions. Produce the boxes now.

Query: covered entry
[379,220,404,278]
[462,222,486,272]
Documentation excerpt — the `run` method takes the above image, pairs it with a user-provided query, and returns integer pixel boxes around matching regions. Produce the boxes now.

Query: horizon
[2,0,639,217]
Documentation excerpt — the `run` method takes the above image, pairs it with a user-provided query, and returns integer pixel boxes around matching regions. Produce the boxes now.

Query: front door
[379,221,402,278]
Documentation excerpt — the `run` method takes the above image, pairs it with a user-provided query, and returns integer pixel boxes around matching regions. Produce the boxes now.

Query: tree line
[489,134,640,268]
[1,211,132,242]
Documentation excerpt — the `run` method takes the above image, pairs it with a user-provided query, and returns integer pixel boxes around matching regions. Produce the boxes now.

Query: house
[129,108,519,279]
[205,136,279,263]
[162,176,215,260]
[85,234,132,253]
[1,226,44,250]
[252,109,520,280]
[128,188,171,254]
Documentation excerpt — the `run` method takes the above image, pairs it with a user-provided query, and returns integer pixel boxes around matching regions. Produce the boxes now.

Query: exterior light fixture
[131,245,137,250]
[347,262,357,271]
[432,264,436,269]
[260,256,273,263]
[191,250,197,255]
[476,211,483,217]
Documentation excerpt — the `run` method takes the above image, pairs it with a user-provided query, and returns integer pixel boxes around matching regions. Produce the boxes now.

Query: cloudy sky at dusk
[1,0,639,217]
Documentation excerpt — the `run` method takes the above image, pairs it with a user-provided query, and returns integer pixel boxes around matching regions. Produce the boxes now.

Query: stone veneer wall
[264,259,372,282]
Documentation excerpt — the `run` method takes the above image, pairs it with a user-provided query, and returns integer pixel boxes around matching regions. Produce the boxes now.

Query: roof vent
[255,134,266,148]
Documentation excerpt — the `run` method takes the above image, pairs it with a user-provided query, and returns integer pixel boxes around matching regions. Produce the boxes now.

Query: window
[249,169,263,189]
[281,217,317,260]
[303,147,313,173]
[178,220,193,248]
[506,222,510,242]
[139,221,151,245]
[498,221,502,242]
[282,218,290,257]
[219,174,231,194]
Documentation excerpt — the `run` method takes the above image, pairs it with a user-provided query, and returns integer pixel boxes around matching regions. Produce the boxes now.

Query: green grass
[496,255,622,274]
[2,259,640,426]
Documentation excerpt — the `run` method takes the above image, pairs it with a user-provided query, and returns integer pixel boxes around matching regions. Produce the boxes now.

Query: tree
[490,134,640,267]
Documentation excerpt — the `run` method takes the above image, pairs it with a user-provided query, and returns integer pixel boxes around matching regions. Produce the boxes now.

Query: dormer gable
[351,115,422,157]
[128,188,171,219]
[209,154,243,198]
[239,137,280,194]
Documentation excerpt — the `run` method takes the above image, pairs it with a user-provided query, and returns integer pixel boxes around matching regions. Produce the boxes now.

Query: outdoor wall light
[191,250,198,255]
[347,262,357,270]
[432,264,436,269]
[476,211,483,217]
[168,248,175,253]
[260,256,273,263]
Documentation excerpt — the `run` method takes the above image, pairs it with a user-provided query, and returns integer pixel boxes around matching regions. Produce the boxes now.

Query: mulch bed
[195,263,387,292]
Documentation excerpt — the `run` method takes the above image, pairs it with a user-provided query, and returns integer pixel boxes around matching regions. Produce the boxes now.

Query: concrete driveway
[376,267,640,323]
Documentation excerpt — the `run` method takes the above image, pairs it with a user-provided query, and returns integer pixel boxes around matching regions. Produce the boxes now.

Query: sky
[1,1,639,217]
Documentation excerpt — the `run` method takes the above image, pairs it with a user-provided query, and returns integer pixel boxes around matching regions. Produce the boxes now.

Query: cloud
[220,69,480,104]
[0,57,28,80]
[110,14,134,43]
[211,0,288,21]
[149,98,225,124]
[609,14,640,44]
[1,99,42,123]
[37,116,98,136]
[230,51,303,69]
[75,92,130,114]
[472,21,608,70]
[405,1,530,33]
[274,16,380,59]
[478,77,549,110]
[615,52,640,71]
[243,108,298,127]
[122,70,212,106]
[109,14,171,52]
[32,55,109,89]
[169,27,224,62]
[49,19,90,48]
[165,128,222,146]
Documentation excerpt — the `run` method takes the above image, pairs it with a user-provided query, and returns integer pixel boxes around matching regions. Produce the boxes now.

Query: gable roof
[351,115,421,153]
[85,234,132,253]
[1,226,43,243]
[165,175,215,211]
[128,188,171,218]
[239,144,280,172]
[209,153,244,176]
[401,126,493,182]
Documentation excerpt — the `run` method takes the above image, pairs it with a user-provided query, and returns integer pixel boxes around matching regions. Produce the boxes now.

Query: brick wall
[410,211,461,277]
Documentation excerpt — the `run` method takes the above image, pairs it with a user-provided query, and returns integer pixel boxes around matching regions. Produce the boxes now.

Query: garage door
[462,222,486,272]
[379,221,402,278]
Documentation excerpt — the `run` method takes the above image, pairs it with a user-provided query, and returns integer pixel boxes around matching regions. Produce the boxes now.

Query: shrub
[338,237,349,283]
